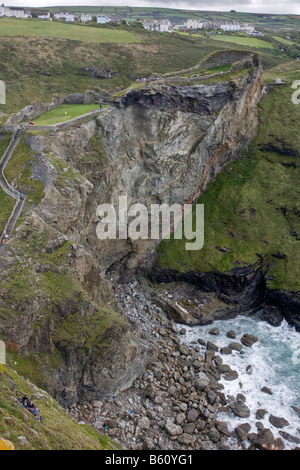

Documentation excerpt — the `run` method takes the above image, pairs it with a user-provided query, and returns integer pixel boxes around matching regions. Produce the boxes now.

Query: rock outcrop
[0,51,264,404]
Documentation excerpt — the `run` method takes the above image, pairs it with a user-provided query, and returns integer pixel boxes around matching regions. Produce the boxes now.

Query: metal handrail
[0,127,27,250]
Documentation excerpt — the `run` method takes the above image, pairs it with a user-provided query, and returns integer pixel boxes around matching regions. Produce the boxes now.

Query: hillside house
[0,5,30,18]
[241,23,255,33]
[110,14,122,24]
[81,13,92,22]
[0,4,11,16]
[53,11,75,22]
[220,21,240,31]
[142,18,170,32]
[97,15,111,24]
[65,13,75,22]
[54,12,67,20]
[34,9,51,20]
[9,7,30,18]
[186,19,203,29]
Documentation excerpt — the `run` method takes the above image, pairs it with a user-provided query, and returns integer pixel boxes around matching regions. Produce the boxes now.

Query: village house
[33,9,51,20]
[203,20,240,31]
[96,14,111,24]
[53,12,67,20]
[109,14,123,24]
[220,21,240,31]
[0,4,30,18]
[53,11,76,22]
[65,13,75,22]
[186,19,203,29]
[241,23,255,33]
[80,13,92,23]
[0,4,11,16]
[142,18,171,32]
[9,7,31,18]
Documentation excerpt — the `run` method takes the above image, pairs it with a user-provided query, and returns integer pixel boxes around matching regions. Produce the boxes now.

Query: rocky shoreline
[66,279,300,451]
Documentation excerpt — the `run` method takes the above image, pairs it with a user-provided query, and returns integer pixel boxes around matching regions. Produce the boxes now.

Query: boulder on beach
[230,400,251,418]
[229,342,243,351]
[209,328,220,336]
[269,414,289,428]
[241,333,258,347]
[249,428,284,450]
[165,419,183,436]
[194,371,210,391]
[234,423,251,441]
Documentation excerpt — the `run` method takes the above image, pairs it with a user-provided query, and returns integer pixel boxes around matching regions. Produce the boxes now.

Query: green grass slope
[0,364,122,450]
[0,18,139,43]
[157,61,300,292]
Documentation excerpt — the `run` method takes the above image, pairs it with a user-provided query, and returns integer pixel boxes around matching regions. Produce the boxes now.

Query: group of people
[19,395,41,422]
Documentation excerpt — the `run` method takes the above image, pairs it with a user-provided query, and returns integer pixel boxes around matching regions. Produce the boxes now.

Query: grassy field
[157,61,300,292]
[211,34,274,49]
[272,35,295,45]
[32,103,107,125]
[0,17,140,43]
[0,15,295,114]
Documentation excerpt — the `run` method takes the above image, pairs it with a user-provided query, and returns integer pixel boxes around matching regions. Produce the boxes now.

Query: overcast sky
[3,0,300,15]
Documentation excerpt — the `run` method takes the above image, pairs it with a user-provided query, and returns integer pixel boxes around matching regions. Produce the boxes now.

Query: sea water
[177,312,300,449]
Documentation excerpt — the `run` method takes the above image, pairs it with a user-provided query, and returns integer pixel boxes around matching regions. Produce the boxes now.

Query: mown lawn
[32,103,108,126]
[0,17,140,43]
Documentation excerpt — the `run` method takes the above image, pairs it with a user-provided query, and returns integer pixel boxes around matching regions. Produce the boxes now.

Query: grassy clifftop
[0,19,292,114]
[157,61,300,293]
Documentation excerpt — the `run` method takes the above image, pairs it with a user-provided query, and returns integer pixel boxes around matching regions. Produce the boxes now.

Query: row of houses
[141,18,256,34]
[0,4,31,18]
[53,12,123,24]
[0,5,257,34]
[0,5,123,24]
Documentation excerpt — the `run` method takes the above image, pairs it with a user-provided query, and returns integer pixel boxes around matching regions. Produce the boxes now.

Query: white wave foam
[177,313,300,449]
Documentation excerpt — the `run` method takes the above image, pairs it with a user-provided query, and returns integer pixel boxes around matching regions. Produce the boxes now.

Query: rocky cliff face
[41,61,262,279]
[0,54,264,404]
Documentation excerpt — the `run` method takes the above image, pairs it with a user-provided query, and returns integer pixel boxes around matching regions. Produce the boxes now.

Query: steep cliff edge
[0,51,265,405]
[154,61,300,330]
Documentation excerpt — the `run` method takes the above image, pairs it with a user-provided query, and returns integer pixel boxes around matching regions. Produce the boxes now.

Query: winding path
[0,107,108,251]
[0,127,26,251]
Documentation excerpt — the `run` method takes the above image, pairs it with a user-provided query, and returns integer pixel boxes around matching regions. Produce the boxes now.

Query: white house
[0,5,12,16]
[54,12,67,20]
[159,19,170,32]
[141,18,170,32]
[81,13,92,23]
[186,19,203,30]
[34,9,51,20]
[0,5,31,18]
[220,21,240,31]
[9,7,30,18]
[97,15,111,24]
[65,13,75,22]
[241,23,255,33]
[53,11,75,22]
